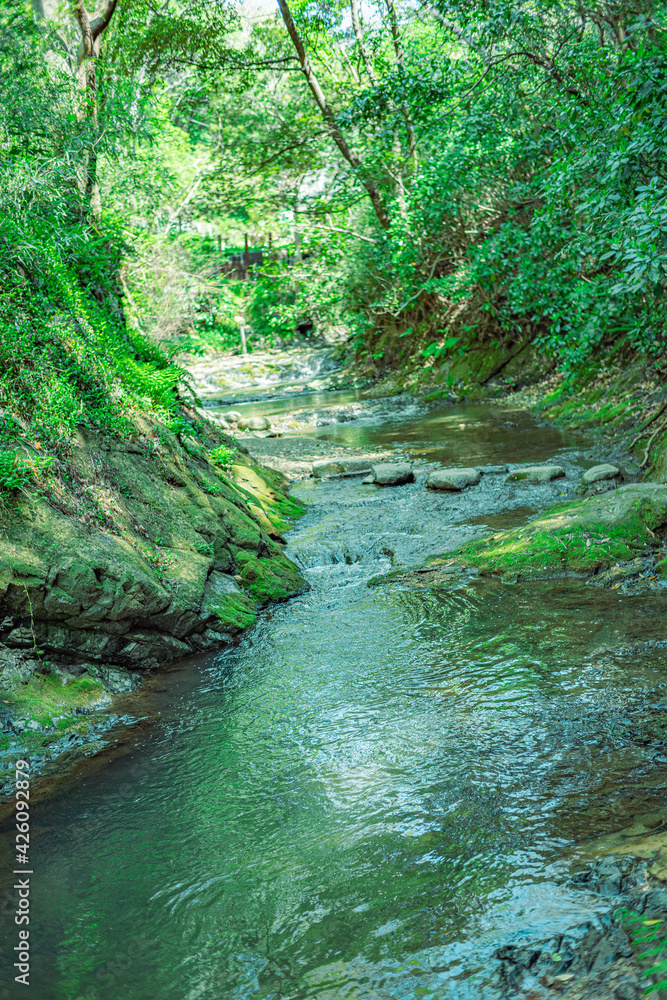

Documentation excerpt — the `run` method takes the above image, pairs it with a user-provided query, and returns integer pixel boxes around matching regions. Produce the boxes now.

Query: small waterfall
[289,538,392,571]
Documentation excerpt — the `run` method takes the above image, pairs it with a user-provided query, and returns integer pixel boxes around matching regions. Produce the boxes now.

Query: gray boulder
[371,462,415,486]
[582,463,619,485]
[506,465,565,483]
[201,571,244,610]
[340,458,373,474]
[312,458,371,479]
[222,410,242,422]
[311,458,371,479]
[312,459,344,478]
[426,467,481,491]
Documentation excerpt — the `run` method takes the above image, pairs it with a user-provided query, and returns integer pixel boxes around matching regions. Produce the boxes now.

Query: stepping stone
[426,467,481,491]
[339,458,373,475]
[312,458,372,478]
[476,464,509,474]
[506,465,565,483]
[312,459,344,478]
[371,462,414,486]
[582,463,619,485]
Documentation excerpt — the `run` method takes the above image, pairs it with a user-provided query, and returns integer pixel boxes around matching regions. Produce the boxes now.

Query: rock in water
[312,459,344,478]
[371,462,414,486]
[342,458,373,473]
[312,458,372,478]
[476,464,508,474]
[426,468,481,491]
[222,410,242,422]
[506,465,565,483]
[582,463,619,485]
[238,415,271,431]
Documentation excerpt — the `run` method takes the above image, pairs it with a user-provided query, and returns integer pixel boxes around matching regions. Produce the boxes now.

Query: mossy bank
[412,484,667,586]
[0,409,306,791]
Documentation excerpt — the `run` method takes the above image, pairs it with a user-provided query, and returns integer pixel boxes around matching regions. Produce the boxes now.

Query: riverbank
[0,405,306,798]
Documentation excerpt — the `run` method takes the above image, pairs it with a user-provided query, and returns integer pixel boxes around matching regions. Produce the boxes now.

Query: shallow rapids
[4,401,667,1000]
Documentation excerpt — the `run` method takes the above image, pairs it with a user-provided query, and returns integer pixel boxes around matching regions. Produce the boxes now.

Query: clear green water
[3,409,667,1000]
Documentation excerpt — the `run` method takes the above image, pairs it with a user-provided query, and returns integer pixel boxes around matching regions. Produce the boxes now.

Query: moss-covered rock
[233,548,306,604]
[200,570,257,632]
[427,484,667,579]
[0,407,307,768]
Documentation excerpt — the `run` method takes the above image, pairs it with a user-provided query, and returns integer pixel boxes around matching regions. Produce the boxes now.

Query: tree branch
[385,0,417,165]
[249,131,329,174]
[276,0,391,229]
[309,222,378,244]
[90,0,118,41]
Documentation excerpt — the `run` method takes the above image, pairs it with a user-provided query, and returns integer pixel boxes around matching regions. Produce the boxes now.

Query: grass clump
[0,449,54,498]
[7,673,108,725]
[0,218,187,459]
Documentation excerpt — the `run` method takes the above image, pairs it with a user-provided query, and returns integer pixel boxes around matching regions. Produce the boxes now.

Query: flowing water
[3,401,667,1000]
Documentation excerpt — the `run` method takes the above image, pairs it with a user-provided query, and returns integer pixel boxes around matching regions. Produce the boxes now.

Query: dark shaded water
[3,403,667,1000]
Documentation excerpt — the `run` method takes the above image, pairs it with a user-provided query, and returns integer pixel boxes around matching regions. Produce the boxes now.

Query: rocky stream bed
[1,350,667,999]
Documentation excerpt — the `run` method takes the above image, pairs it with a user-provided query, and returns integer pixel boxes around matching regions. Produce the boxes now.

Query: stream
[4,396,667,1000]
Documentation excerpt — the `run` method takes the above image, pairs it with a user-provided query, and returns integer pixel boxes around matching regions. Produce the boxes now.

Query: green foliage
[0,6,188,453]
[0,452,33,495]
[209,444,238,469]
[619,910,667,992]
[6,0,667,418]
[133,0,667,373]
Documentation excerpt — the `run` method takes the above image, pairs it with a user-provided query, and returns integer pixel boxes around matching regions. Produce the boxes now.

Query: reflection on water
[3,406,667,1000]
[308,406,573,466]
[217,393,584,469]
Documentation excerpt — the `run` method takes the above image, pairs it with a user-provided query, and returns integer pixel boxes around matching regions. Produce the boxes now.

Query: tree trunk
[276,0,391,230]
[72,0,118,225]
[349,0,377,83]
[384,0,417,167]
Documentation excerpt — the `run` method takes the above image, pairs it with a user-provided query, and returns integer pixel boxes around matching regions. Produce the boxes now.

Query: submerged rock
[371,462,414,486]
[507,465,565,483]
[426,467,481,491]
[582,463,620,485]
